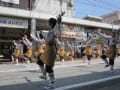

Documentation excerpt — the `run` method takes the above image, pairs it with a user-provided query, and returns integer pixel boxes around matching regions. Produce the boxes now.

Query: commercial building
[0,0,119,61]
[83,15,103,22]
[102,10,120,42]
[102,11,120,25]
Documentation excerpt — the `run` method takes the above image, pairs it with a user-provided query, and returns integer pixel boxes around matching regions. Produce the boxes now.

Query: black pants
[59,56,64,61]
[109,58,115,66]
[117,54,120,56]
[87,55,91,61]
[24,55,31,62]
[108,45,116,66]
[37,58,53,73]
[101,55,109,64]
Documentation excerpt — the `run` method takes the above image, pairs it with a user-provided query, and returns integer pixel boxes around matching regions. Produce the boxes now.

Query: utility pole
[58,0,63,40]
[112,21,114,32]
[60,0,63,14]
[28,0,32,10]
[58,0,65,40]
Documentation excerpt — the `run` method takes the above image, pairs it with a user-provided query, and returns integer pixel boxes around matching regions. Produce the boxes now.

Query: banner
[1,0,19,4]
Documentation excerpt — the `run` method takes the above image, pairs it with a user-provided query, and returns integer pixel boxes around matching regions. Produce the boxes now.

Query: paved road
[0,57,120,90]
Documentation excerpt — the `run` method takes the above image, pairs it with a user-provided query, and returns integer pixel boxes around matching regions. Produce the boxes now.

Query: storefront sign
[1,0,19,4]
[0,17,28,29]
[61,31,83,38]
[61,24,84,38]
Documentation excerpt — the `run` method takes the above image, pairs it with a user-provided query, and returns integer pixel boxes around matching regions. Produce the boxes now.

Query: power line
[94,0,120,9]
[83,0,117,10]
[93,0,120,10]
[76,0,118,11]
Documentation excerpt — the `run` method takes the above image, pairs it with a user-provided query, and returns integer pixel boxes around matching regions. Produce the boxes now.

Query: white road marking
[55,75,120,90]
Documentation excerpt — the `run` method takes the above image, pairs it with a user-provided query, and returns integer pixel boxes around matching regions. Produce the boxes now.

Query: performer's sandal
[44,83,55,90]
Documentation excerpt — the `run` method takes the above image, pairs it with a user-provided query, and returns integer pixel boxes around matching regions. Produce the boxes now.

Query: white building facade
[33,0,74,17]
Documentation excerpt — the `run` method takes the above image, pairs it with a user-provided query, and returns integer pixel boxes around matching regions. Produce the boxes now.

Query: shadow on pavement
[0,66,120,90]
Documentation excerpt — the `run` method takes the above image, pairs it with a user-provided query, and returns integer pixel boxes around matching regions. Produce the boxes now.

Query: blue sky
[74,0,120,18]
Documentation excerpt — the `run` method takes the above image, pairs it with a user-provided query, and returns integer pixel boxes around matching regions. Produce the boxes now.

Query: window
[8,3,13,7]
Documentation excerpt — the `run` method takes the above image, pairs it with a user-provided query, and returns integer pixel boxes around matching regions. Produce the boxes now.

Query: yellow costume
[13,49,20,58]
[58,49,65,57]
[40,44,56,66]
[69,50,74,57]
[96,49,102,56]
[65,52,70,57]
[86,46,92,56]
[35,47,44,57]
[12,41,21,58]
[25,48,32,58]
[117,48,120,55]
[106,46,116,59]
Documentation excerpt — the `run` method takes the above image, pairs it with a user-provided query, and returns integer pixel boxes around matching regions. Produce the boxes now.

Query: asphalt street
[0,57,120,90]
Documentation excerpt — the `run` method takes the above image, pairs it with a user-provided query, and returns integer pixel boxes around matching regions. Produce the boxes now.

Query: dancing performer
[11,40,16,63]
[12,40,21,64]
[86,44,93,65]
[116,43,120,58]
[100,45,109,67]
[31,31,46,70]
[57,39,65,63]
[69,42,75,61]
[98,31,117,74]
[85,36,93,65]
[22,35,32,64]
[95,46,102,58]
[36,17,59,90]
[65,41,73,61]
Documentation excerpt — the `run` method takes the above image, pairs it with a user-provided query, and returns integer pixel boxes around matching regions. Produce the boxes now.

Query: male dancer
[100,45,109,67]
[37,18,59,89]
[98,31,117,74]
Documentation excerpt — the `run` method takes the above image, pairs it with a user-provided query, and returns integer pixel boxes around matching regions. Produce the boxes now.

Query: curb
[0,61,104,73]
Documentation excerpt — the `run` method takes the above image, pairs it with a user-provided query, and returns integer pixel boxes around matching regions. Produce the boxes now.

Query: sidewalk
[0,58,103,72]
